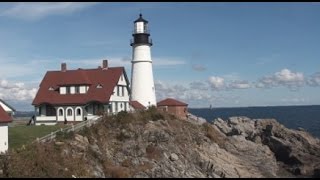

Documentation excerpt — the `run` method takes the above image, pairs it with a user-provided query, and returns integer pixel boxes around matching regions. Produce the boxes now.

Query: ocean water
[189,105,320,138]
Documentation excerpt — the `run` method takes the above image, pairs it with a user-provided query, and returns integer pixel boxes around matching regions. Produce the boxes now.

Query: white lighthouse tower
[130,14,157,107]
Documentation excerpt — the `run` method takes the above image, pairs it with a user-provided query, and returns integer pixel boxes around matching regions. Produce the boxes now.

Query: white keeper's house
[32,60,131,125]
[0,100,13,153]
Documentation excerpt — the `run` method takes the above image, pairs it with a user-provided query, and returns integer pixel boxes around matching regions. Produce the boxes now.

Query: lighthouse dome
[134,13,148,23]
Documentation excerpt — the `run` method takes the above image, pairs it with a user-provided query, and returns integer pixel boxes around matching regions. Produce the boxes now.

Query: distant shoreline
[189,104,320,109]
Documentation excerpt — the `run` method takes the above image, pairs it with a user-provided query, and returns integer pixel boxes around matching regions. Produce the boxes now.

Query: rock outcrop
[1,111,320,178]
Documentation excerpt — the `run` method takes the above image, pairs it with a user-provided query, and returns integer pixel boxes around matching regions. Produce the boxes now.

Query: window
[66,86,70,94]
[75,86,80,94]
[67,109,72,116]
[117,86,120,96]
[96,84,103,89]
[122,86,125,96]
[49,87,54,91]
[76,108,81,116]
[59,109,63,116]
[39,107,42,115]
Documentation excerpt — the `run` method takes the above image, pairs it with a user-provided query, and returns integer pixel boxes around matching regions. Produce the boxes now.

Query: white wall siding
[0,101,13,112]
[118,74,127,86]
[0,124,9,153]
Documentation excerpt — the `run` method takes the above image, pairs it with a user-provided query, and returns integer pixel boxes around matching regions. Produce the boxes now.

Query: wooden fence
[35,116,102,143]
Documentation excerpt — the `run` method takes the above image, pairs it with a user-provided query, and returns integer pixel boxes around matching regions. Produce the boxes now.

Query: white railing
[34,116,102,143]
[36,116,56,121]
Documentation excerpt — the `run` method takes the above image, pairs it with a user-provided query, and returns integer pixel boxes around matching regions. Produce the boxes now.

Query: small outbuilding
[157,98,188,119]
[0,104,12,153]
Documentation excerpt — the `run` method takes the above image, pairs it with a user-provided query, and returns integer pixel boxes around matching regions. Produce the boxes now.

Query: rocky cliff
[1,109,320,178]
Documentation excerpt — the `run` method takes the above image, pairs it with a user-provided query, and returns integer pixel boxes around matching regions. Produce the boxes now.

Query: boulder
[169,153,179,161]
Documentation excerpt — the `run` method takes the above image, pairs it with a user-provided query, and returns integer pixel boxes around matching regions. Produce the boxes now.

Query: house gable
[0,99,16,113]
[109,70,130,102]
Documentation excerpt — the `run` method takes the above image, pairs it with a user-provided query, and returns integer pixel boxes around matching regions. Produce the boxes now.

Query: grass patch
[8,125,61,150]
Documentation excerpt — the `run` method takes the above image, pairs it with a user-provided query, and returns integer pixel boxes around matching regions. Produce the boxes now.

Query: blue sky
[0,2,320,110]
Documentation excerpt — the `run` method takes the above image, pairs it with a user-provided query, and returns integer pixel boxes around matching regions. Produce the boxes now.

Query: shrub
[121,158,132,167]
[78,126,91,137]
[145,144,162,161]
[55,130,75,141]
[103,160,131,178]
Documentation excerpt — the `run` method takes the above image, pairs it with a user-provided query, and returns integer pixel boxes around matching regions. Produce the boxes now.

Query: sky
[0,2,320,111]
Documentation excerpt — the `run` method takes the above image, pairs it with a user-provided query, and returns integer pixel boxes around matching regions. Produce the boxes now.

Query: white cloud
[1,2,98,21]
[189,81,209,91]
[0,78,38,101]
[228,80,251,89]
[256,68,305,89]
[307,72,320,87]
[208,76,225,90]
[154,80,219,108]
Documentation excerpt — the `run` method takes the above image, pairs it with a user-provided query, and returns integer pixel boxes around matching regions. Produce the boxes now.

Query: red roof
[0,105,12,123]
[129,101,145,110]
[32,67,128,106]
[157,98,188,106]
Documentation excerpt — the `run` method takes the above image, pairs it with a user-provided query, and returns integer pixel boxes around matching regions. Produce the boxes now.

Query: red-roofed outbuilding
[129,101,146,111]
[157,98,188,119]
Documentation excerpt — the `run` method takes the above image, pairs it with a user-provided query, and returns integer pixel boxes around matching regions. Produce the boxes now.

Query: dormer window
[96,84,103,88]
[48,87,54,91]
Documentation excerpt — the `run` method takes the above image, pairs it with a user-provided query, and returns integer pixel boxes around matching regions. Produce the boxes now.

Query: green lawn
[8,125,62,150]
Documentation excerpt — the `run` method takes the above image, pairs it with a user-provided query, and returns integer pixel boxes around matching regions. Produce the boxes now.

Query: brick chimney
[102,59,108,69]
[61,63,67,72]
